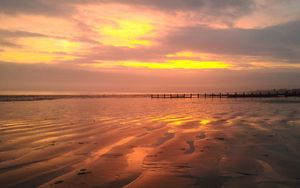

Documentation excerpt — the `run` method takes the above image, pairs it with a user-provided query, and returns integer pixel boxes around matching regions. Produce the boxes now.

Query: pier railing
[150,91,300,99]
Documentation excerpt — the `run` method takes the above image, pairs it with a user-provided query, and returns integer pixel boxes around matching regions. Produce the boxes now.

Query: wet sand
[0,98,300,188]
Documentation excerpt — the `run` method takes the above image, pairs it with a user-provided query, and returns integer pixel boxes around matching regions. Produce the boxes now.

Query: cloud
[0,0,297,29]
[1,62,300,92]
[0,0,71,16]
[108,0,254,11]
[0,29,49,47]
[0,0,255,22]
[74,18,300,65]
[163,20,300,63]
[89,0,256,27]
[1,0,300,67]
[0,29,44,37]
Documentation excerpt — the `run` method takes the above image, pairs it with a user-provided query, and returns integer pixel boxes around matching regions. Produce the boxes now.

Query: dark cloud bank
[0,0,255,15]
[164,20,300,63]
[1,62,300,93]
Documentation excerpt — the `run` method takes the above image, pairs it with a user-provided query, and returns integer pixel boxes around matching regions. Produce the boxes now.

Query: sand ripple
[0,98,299,187]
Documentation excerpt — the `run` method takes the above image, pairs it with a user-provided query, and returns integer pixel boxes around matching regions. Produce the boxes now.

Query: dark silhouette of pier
[150,89,300,99]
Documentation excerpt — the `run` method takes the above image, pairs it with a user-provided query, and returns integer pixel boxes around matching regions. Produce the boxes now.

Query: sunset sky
[1,0,300,93]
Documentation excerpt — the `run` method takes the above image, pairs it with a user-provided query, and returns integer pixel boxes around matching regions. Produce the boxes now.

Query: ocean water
[0,97,299,188]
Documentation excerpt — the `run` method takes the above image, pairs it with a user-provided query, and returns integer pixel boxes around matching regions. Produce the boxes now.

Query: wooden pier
[150,90,300,99]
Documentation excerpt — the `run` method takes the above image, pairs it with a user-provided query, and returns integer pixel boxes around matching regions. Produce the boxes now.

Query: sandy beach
[0,97,300,188]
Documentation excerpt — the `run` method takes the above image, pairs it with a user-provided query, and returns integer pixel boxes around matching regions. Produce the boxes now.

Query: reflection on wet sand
[0,98,300,187]
[85,136,135,165]
[126,147,151,170]
[157,114,214,134]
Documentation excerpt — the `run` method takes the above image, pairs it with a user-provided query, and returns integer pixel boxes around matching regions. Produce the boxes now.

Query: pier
[150,90,300,99]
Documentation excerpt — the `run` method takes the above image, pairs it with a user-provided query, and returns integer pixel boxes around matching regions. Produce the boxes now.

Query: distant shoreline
[1,89,300,102]
[0,94,150,102]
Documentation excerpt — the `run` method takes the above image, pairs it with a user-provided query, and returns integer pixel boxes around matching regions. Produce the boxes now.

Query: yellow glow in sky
[167,51,203,58]
[17,37,81,53]
[98,19,154,48]
[80,59,231,70]
[122,59,231,69]
[0,37,81,64]
[0,49,79,64]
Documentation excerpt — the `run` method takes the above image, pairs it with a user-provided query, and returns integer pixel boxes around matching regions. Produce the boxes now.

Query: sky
[0,0,300,93]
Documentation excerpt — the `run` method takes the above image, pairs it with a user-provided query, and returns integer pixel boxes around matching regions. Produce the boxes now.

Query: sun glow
[122,60,230,69]
[98,19,154,48]
[80,59,231,70]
